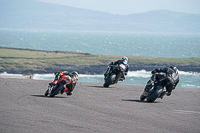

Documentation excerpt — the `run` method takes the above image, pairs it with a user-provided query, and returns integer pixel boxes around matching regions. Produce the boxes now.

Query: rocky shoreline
[0,63,200,75]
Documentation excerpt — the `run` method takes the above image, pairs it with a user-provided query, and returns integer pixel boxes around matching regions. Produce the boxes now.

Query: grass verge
[1,47,200,71]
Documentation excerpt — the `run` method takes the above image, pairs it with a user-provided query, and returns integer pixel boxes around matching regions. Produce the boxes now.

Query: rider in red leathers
[48,71,79,96]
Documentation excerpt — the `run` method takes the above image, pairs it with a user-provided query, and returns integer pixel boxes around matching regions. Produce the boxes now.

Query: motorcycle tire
[147,86,163,102]
[44,89,49,96]
[50,83,64,97]
[103,73,116,87]
[140,94,147,101]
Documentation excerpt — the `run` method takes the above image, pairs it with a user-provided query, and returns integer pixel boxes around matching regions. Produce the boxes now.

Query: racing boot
[167,91,171,96]
[61,88,68,94]
[160,91,166,99]
[66,91,73,96]
[119,74,125,81]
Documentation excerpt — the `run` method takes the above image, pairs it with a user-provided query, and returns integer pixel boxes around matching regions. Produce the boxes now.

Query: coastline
[0,63,199,76]
[1,47,200,75]
[1,65,199,89]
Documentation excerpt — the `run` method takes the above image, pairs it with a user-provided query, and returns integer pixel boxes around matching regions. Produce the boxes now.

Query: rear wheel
[103,73,116,87]
[50,83,64,97]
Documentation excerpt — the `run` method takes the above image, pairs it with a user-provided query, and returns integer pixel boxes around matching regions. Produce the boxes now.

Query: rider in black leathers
[151,66,179,96]
[104,57,129,80]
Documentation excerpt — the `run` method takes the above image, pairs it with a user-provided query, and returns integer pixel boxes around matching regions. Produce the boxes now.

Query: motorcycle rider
[104,57,129,80]
[151,66,179,96]
[50,71,79,96]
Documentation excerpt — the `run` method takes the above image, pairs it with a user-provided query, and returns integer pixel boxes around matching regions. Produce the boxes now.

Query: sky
[39,0,200,15]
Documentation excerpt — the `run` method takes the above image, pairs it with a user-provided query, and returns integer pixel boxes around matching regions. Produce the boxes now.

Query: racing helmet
[170,66,176,70]
[63,71,69,75]
[122,57,128,65]
[122,56,128,61]
[71,71,79,80]
[170,66,178,72]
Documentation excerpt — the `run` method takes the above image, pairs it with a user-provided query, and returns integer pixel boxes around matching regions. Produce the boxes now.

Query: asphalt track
[0,78,200,133]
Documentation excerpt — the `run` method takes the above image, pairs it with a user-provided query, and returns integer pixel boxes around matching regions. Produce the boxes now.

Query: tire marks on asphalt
[174,110,200,114]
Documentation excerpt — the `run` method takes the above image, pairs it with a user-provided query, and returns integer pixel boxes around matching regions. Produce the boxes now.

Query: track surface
[0,78,200,133]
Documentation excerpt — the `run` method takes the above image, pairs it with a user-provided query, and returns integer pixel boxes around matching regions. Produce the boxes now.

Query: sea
[0,29,200,88]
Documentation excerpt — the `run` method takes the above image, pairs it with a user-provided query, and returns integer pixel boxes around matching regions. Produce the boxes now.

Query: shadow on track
[87,86,105,88]
[31,95,67,98]
[121,99,162,103]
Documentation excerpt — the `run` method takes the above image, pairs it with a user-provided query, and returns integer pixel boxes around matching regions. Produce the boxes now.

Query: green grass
[0,47,200,70]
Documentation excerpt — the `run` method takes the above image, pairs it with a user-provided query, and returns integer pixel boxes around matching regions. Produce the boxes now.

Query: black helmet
[170,66,178,72]
[170,66,176,70]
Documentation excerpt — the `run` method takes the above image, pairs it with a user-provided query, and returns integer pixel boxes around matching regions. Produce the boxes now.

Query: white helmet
[122,57,128,65]
[71,71,79,80]
[122,57,128,61]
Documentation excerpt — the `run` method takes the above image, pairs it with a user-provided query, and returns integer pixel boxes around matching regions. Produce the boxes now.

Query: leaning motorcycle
[103,64,126,87]
[44,75,71,97]
[140,73,167,102]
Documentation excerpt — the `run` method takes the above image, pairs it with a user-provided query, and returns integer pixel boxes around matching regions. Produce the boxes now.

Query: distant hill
[0,0,200,33]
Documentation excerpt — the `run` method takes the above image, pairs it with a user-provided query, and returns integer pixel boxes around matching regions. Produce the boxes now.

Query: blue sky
[39,0,200,15]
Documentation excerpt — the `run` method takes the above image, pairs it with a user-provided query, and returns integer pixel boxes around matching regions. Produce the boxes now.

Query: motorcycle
[44,75,71,97]
[140,73,167,102]
[103,64,126,87]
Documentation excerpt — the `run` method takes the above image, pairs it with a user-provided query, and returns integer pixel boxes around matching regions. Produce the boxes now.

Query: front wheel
[103,73,116,87]
[146,86,163,102]
[50,83,64,97]
[44,89,49,96]
[140,94,147,101]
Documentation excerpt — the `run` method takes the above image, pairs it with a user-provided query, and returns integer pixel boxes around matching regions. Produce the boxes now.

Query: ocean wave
[1,71,199,88]
[178,71,200,76]
[1,70,200,78]
[79,74,103,77]
[33,73,54,80]
[127,69,151,78]
[181,84,200,88]
[127,69,200,78]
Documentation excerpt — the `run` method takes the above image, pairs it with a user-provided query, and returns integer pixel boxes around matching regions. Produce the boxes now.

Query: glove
[54,72,59,75]
[109,61,114,65]
[151,70,157,74]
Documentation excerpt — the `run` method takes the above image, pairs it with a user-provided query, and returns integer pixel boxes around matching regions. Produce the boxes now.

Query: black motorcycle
[140,73,167,102]
[103,64,126,87]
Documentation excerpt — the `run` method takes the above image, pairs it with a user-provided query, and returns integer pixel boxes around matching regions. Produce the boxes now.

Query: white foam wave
[1,71,199,88]
[127,69,151,78]
[33,73,54,80]
[181,84,200,88]
[77,70,152,78]
[178,71,200,76]
[1,70,199,79]
[127,70,200,78]
[79,74,103,77]
[0,72,23,76]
